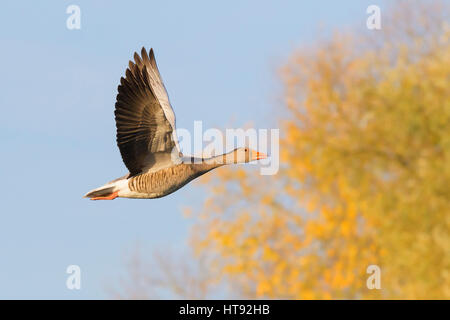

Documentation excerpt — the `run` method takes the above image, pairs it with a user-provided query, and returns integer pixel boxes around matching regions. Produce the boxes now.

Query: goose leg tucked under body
[84,48,266,200]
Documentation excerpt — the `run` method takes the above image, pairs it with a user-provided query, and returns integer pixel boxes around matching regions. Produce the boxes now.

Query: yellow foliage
[189,2,450,299]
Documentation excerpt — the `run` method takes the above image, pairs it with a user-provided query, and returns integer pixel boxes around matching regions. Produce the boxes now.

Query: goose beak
[253,151,267,161]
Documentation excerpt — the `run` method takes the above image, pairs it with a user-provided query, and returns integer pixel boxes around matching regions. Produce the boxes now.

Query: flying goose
[84,47,266,200]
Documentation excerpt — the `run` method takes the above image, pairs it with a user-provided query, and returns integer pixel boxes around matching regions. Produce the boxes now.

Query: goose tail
[84,185,116,199]
[84,176,129,200]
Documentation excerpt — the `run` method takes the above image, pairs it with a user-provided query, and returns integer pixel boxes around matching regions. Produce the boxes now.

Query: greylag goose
[84,47,266,200]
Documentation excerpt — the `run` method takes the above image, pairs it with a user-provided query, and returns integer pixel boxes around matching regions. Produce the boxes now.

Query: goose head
[226,147,267,164]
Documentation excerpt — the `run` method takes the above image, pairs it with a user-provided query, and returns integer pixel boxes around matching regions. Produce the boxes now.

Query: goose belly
[124,164,198,199]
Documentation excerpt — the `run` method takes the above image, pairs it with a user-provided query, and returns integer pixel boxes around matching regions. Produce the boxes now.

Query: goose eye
[245,148,248,152]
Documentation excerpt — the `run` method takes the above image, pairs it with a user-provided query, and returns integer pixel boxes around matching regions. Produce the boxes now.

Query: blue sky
[0,0,386,299]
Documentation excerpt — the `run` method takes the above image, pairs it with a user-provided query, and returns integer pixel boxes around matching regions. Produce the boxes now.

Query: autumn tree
[189,1,450,299]
[113,1,449,299]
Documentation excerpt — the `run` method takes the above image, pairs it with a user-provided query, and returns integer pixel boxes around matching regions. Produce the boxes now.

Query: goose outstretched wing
[114,47,182,176]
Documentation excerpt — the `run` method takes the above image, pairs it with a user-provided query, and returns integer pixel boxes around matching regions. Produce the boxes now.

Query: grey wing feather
[114,47,181,176]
